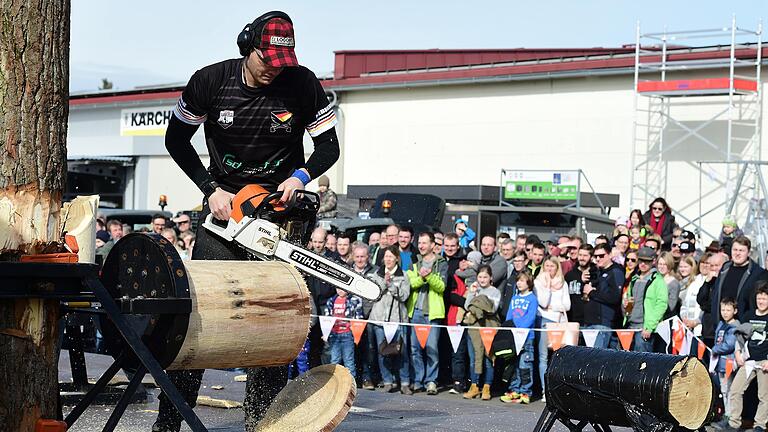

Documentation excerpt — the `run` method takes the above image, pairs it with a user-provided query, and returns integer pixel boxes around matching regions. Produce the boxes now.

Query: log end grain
[256,364,356,432]
[667,357,713,430]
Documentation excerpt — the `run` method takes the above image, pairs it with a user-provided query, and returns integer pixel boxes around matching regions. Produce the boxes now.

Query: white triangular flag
[447,326,465,353]
[581,329,599,348]
[745,360,756,378]
[709,352,718,373]
[656,319,672,349]
[383,322,400,344]
[511,328,530,355]
[319,316,336,342]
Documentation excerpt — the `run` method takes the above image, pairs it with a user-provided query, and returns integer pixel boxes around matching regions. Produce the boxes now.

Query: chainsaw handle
[254,191,289,215]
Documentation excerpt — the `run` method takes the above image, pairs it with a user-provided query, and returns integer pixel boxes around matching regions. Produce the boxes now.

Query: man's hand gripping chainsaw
[202,184,382,301]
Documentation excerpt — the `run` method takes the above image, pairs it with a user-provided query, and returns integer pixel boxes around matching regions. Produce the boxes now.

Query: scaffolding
[630,17,763,242]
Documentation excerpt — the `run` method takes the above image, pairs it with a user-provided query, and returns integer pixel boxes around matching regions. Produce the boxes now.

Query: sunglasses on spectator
[652,206,664,211]
[179,220,190,225]
[626,258,638,263]
[593,253,606,259]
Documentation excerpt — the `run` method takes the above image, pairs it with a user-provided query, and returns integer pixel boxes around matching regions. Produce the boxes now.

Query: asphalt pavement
[59,352,630,432]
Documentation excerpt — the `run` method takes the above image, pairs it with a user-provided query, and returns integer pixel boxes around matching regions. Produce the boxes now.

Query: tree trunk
[0,0,70,431]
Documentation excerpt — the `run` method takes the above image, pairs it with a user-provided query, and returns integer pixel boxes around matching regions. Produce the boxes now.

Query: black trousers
[154,205,289,431]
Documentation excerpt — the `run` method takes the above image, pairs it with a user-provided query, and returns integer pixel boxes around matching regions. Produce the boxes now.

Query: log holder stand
[0,233,208,432]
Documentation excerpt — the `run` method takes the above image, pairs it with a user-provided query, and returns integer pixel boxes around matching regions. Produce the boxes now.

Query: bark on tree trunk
[0,1,70,431]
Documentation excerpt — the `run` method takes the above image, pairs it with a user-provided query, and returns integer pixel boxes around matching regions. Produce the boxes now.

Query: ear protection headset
[236,11,292,57]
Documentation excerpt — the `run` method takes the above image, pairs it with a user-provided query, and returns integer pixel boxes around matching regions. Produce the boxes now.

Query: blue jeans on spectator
[329,332,356,379]
[451,327,468,384]
[632,331,654,353]
[372,325,410,386]
[583,324,612,349]
[536,316,555,393]
[410,309,441,389]
[288,338,310,378]
[466,331,494,385]
[510,339,535,395]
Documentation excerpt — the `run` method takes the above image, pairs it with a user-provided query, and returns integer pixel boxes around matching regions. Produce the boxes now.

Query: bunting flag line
[414,325,431,349]
[350,321,367,345]
[319,316,336,342]
[383,322,399,344]
[447,326,465,353]
[480,328,498,355]
[511,328,530,355]
[548,330,565,351]
[581,330,599,348]
[616,330,634,351]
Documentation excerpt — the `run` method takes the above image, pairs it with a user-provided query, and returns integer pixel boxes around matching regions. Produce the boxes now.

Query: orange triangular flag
[697,340,706,360]
[672,326,685,355]
[414,325,431,349]
[549,330,565,351]
[480,328,498,355]
[617,330,634,351]
[725,358,734,381]
[350,321,367,345]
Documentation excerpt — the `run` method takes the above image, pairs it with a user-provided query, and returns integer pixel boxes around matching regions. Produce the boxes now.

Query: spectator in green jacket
[623,246,669,352]
[406,231,447,395]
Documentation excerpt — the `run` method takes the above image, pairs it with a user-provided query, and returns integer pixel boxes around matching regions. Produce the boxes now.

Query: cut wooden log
[167,260,311,370]
[61,195,99,263]
[545,345,713,430]
[256,364,356,432]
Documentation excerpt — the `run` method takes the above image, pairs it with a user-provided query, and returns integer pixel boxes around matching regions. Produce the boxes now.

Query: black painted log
[545,345,713,430]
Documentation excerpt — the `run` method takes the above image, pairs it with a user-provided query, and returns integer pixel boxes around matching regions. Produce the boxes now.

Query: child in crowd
[324,288,364,380]
[456,250,483,286]
[718,215,744,246]
[613,216,630,237]
[711,298,739,426]
[463,265,501,401]
[725,282,768,432]
[629,225,645,251]
[501,272,538,405]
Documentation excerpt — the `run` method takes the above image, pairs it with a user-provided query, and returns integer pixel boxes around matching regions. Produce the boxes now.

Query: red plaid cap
[258,18,298,68]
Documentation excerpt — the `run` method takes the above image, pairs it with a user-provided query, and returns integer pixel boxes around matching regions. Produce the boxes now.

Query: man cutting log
[155,10,339,432]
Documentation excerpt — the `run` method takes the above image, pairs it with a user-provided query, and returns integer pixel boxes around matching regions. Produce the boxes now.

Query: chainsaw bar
[274,241,382,301]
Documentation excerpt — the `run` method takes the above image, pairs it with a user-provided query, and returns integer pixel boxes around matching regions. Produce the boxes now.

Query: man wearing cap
[622,246,668,352]
[316,174,337,219]
[157,10,339,432]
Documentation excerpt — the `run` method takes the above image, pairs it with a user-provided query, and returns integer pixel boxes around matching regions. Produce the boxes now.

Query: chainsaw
[202,184,381,301]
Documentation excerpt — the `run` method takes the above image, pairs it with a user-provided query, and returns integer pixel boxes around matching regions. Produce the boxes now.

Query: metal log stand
[0,233,208,432]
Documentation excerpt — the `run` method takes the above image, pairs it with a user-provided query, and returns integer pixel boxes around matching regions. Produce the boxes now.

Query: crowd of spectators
[306,196,768,431]
[89,196,767,429]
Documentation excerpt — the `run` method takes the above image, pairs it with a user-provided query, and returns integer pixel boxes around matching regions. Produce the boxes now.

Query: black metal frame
[533,406,613,432]
[0,262,207,432]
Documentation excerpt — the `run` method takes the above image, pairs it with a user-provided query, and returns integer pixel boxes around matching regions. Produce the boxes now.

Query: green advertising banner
[503,170,579,201]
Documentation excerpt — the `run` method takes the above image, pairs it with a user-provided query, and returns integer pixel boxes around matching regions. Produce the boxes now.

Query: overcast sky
[70,0,768,92]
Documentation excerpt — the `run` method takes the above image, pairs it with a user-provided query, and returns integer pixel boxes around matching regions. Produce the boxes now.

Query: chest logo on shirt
[218,110,234,129]
[270,110,293,133]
